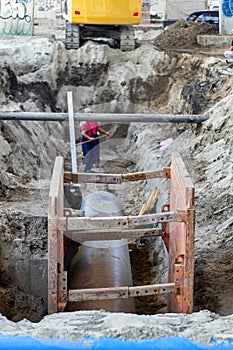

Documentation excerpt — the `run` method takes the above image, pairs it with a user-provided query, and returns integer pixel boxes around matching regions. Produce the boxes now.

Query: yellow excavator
[63,0,142,50]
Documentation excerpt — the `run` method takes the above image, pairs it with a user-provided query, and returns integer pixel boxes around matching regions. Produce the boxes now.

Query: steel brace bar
[0,112,207,123]
[64,228,163,242]
[61,210,186,232]
[64,168,171,184]
[68,283,176,302]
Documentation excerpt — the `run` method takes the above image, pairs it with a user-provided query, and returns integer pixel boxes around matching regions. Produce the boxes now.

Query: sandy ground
[0,310,233,345]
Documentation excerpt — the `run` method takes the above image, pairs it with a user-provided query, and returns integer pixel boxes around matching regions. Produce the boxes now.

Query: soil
[153,20,219,50]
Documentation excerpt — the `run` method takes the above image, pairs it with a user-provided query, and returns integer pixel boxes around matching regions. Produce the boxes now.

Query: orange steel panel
[168,154,195,313]
[48,221,58,314]
[48,157,65,314]
[58,271,68,312]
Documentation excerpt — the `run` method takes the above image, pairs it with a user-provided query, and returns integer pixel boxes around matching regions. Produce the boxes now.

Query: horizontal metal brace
[0,112,207,123]
[64,208,84,217]
[64,168,171,184]
[68,283,176,302]
[65,211,185,231]
[129,283,176,297]
[64,228,163,242]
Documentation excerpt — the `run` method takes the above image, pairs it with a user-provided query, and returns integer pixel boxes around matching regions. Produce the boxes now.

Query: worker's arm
[81,130,95,140]
[230,40,233,51]
[98,127,109,135]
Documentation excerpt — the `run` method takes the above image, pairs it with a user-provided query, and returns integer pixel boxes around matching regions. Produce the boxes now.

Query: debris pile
[153,20,219,49]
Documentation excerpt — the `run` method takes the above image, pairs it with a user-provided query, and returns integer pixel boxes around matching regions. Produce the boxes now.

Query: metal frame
[48,153,195,314]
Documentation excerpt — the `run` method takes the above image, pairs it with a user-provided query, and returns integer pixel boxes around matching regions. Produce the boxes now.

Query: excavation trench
[0,122,168,321]
[49,149,194,315]
[1,31,232,321]
[62,139,168,316]
[67,187,169,315]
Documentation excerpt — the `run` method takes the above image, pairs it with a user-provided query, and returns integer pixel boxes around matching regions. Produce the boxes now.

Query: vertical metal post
[67,91,77,173]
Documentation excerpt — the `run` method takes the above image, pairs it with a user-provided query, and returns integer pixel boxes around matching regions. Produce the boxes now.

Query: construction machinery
[62,0,142,50]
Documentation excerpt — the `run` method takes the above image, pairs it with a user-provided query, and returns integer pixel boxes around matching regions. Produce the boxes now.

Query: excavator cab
[62,0,142,50]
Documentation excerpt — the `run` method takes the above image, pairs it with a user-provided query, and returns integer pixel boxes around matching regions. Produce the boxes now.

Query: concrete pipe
[65,191,135,313]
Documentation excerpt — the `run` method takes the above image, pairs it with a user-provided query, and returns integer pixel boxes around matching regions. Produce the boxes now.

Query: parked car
[185,10,219,25]
[208,0,219,10]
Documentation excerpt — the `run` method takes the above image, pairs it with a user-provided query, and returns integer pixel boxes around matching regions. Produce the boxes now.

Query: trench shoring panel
[48,154,195,314]
[168,154,195,313]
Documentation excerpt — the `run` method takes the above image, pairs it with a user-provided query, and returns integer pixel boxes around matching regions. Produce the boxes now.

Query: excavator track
[64,23,135,51]
[120,25,135,51]
[65,22,80,50]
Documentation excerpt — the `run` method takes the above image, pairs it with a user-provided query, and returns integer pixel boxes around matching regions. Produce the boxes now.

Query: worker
[224,29,233,61]
[81,108,109,172]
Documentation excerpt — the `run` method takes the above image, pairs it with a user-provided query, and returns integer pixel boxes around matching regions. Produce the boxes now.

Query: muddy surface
[0,20,232,327]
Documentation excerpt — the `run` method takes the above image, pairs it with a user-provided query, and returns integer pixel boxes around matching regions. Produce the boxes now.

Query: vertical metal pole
[219,0,222,35]
[67,91,77,173]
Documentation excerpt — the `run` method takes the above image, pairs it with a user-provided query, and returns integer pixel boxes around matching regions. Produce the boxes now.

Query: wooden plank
[49,156,64,197]
[48,156,64,217]
[139,188,159,215]
[138,203,147,216]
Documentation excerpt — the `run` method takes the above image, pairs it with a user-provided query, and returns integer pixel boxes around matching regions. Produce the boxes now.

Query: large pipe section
[65,191,135,313]
[0,112,207,123]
